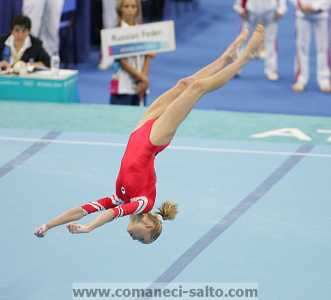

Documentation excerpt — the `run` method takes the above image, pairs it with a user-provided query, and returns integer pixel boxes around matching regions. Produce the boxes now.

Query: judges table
[0,69,79,103]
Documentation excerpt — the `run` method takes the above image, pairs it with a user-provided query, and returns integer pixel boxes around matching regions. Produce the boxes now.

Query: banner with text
[101,21,176,61]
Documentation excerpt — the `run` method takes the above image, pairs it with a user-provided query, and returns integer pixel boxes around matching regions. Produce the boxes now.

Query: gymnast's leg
[150,25,264,146]
[136,29,249,128]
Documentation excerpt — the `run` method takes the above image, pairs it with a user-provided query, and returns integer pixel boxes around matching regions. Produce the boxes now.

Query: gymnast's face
[127,215,153,244]
[120,0,138,25]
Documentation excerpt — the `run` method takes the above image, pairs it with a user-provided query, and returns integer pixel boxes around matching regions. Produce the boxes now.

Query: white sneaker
[266,72,279,81]
[292,81,306,92]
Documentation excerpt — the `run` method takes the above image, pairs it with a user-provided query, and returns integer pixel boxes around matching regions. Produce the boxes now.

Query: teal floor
[1,103,331,300]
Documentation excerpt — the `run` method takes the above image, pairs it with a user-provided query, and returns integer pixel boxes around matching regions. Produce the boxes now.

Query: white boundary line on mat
[0,135,330,158]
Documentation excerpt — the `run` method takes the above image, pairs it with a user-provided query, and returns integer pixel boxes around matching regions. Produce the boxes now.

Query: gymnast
[34,25,264,244]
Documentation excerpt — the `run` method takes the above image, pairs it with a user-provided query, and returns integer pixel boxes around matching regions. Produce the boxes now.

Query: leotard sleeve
[81,196,150,219]
[111,197,150,219]
[81,194,122,214]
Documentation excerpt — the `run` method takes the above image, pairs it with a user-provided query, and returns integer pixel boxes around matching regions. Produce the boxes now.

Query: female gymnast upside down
[34,25,264,244]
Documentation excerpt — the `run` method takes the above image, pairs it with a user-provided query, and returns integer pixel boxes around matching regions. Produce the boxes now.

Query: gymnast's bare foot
[242,24,265,60]
[222,28,249,63]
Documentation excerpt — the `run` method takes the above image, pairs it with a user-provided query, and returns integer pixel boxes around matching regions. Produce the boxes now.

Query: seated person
[0,15,50,73]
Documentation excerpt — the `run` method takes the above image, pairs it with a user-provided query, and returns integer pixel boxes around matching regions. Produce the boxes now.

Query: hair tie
[156,214,163,223]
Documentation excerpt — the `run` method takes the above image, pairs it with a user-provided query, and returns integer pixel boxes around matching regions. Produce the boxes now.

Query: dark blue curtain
[0,0,23,36]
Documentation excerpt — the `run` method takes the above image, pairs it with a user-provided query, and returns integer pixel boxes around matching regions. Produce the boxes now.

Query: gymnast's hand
[67,223,91,234]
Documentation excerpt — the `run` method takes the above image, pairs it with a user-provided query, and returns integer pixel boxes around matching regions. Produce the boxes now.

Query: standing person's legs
[314,16,331,92]
[149,25,264,146]
[293,16,311,91]
[136,29,249,128]
[264,11,279,80]
[23,0,46,37]
[41,0,64,55]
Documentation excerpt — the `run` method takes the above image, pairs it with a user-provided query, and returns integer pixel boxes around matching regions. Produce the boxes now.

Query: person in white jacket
[234,0,287,81]
[290,0,331,93]
[23,0,64,56]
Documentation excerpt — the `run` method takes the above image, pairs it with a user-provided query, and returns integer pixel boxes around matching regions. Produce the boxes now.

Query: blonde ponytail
[145,201,178,243]
[157,201,178,221]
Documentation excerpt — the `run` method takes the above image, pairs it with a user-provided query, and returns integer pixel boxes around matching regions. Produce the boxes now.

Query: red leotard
[81,119,168,219]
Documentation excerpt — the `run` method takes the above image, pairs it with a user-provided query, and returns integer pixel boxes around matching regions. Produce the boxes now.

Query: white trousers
[23,0,64,56]
[248,10,279,75]
[102,0,118,29]
[295,14,331,87]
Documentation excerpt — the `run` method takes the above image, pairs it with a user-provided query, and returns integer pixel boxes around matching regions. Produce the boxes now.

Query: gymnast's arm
[34,196,117,237]
[34,207,87,237]
[66,201,143,234]
[67,209,116,234]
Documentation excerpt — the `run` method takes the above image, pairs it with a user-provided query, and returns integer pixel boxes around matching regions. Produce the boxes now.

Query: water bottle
[51,55,60,77]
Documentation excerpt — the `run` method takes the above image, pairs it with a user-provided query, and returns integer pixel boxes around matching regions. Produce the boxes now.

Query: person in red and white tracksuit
[34,25,265,244]
[234,0,287,81]
[290,0,331,92]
